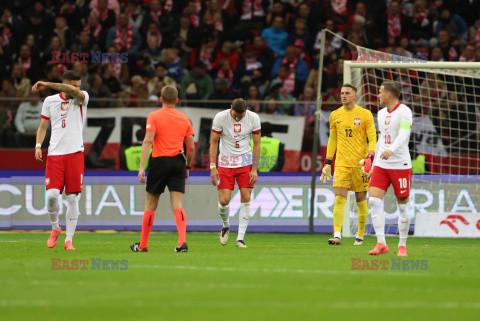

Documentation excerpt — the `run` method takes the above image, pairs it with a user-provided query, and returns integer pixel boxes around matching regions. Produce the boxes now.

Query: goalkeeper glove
[320,160,332,184]
[359,154,374,175]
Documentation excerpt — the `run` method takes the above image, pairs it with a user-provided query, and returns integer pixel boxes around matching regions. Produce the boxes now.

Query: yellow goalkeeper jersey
[327,104,377,168]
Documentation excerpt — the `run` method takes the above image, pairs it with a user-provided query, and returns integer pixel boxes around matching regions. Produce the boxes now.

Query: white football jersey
[212,109,261,168]
[374,103,413,169]
[41,91,89,156]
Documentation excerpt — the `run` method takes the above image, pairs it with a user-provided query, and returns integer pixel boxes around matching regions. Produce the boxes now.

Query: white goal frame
[341,60,480,237]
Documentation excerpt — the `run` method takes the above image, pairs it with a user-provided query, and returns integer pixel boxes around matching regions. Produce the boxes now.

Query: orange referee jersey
[146,107,195,157]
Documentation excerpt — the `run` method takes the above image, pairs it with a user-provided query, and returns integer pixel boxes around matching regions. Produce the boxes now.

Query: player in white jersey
[366,82,413,257]
[210,98,261,248]
[33,71,89,251]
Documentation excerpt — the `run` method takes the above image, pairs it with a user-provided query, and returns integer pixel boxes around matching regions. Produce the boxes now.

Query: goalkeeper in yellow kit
[320,84,377,245]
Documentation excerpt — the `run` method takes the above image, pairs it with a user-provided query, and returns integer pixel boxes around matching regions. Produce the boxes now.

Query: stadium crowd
[0,0,480,151]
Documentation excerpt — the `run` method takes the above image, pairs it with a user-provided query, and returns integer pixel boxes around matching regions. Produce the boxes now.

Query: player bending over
[33,71,89,251]
[368,81,413,257]
[320,84,377,245]
[210,98,261,248]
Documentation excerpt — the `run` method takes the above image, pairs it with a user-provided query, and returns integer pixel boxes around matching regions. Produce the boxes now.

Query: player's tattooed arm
[32,81,84,102]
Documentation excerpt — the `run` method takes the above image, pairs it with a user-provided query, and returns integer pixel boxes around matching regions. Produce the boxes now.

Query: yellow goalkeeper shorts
[333,166,369,192]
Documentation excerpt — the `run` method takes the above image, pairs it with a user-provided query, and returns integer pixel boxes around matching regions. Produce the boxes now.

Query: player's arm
[32,81,85,102]
[320,114,337,183]
[184,135,194,179]
[138,131,155,183]
[250,132,261,184]
[381,122,411,160]
[209,131,221,186]
[34,118,49,162]
[360,115,377,174]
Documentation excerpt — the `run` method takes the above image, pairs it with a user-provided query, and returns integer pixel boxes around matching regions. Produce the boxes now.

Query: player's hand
[138,168,146,184]
[380,150,393,160]
[32,81,48,92]
[249,168,258,185]
[319,164,332,184]
[34,147,43,162]
[210,167,219,186]
[359,154,374,175]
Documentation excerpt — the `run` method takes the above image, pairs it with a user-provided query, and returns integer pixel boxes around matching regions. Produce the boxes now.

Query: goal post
[342,59,480,236]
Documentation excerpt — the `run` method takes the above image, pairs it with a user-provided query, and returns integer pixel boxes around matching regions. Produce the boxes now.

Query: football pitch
[1,232,479,320]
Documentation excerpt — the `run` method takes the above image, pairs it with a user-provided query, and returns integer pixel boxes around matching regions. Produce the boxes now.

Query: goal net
[342,47,480,236]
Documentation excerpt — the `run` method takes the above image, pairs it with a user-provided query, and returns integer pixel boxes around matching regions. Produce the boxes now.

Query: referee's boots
[175,242,188,253]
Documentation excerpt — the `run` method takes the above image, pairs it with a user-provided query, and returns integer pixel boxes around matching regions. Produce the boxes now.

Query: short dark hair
[62,70,81,82]
[381,81,401,99]
[161,85,178,103]
[232,98,247,114]
[342,83,357,93]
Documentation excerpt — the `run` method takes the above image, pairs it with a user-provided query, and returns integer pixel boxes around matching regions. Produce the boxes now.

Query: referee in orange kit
[130,86,195,253]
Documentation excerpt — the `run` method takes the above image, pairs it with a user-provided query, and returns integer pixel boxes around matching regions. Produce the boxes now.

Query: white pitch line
[129,264,431,277]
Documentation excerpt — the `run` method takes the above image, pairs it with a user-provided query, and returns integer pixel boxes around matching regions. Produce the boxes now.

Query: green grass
[1,232,479,320]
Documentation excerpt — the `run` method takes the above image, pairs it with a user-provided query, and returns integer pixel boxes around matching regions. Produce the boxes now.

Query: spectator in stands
[266,1,290,27]
[209,78,238,109]
[295,2,320,36]
[43,65,62,85]
[189,35,217,73]
[106,13,142,58]
[265,79,294,115]
[0,79,17,147]
[90,0,117,30]
[141,0,174,42]
[347,14,374,50]
[253,35,274,76]
[380,0,411,46]
[172,15,202,67]
[180,61,214,100]
[293,39,312,69]
[261,16,288,58]
[294,86,316,152]
[147,63,176,96]
[85,13,108,50]
[287,17,313,54]
[236,43,268,90]
[447,92,478,154]
[88,74,112,108]
[72,62,91,92]
[161,48,184,83]
[467,18,480,46]
[70,31,100,57]
[145,22,163,51]
[271,45,309,83]
[273,64,299,98]
[410,0,433,48]
[436,29,460,61]
[0,35,11,77]
[212,41,240,72]
[119,75,148,107]
[263,97,284,115]
[150,79,166,98]
[434,6,468,46]
[141,35,163,76]
[14,91,42,147]
[203,0,231,42]
[42,36,65,67]
[53,16,74,50]
[16,44,40,82]
[126,0,144,31]
[233,0,268,41]
[314,19,343,59]
[0,8,21,33]
[475,47,480,62]
[21,10,51,51]
[459,44,476,62]
[246,85,263,113]
[216,59,235,88]
[324,0,353,33]
[100,63,122,98]
[430,46,444,61]
[11,63,31,98]
[106,45,130,85]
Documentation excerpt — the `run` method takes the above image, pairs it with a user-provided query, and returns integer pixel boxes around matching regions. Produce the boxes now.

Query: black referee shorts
[146,154,186,194]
